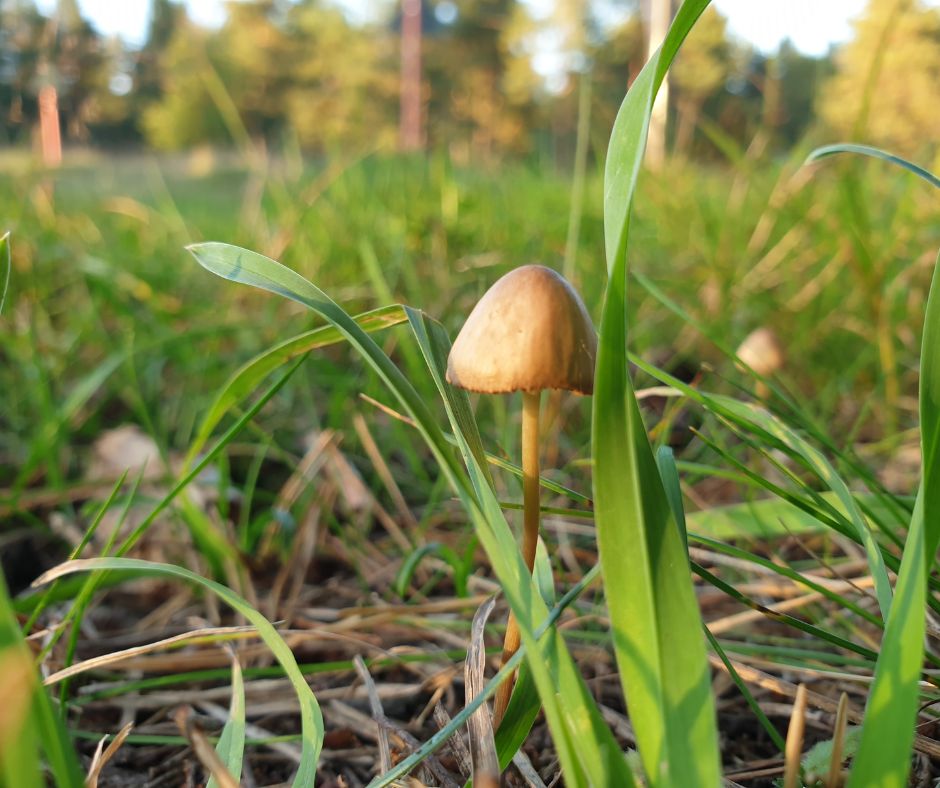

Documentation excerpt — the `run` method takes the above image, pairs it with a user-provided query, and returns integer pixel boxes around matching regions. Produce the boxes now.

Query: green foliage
[207,653,246,788]
[140,21,230,150]
[0,574,83,788]
[33,557,324,786]
[818,0,940,157]
[594,2,722,784]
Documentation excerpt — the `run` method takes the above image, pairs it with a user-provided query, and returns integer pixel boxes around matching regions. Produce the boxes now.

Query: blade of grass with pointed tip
[32,557,322,788]
[188,242,634,785]
[183,306,406,468]
[208,652,246,788]
[595,1,721,784]
[850,253,940,784]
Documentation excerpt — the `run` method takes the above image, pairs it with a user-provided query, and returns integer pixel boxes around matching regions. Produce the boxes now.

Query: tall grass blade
[806,144,940,190]
[0,232,9,316]
[595,0,721,784]
[32,557,322,788]
[849,253,940,784]
[188,242,634,785]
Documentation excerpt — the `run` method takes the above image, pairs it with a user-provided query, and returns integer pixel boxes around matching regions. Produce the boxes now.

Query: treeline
[1,0,938,160]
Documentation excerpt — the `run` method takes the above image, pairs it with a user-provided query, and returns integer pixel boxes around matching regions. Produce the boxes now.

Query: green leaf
[849,253,940,785]
[0,232,10,317]
[920,254,940,564]
[655,446,687,554]
[208,652,246,787]
[0,574,83,788]
[708,396,893,619]
[32,558,323,788]
[806,144,940,190]
[595,1,721,784]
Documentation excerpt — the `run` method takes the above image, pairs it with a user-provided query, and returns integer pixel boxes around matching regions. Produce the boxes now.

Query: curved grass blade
[32,558,322,788]
[183,306,406,468]
[806,144,940,190]
[595,1,721,784]
[849,253,940,784]
[708,395,892,618]
[189,242,634,786]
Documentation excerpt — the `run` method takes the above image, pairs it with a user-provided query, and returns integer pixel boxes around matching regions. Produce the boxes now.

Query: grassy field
[2,128,940,785]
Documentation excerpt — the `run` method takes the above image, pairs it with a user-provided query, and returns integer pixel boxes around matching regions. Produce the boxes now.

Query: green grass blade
[183,305,406,468]
[375,564,603,788]
[0,232,9,317]
[596,1,721,784]
[709,395,893,618]
[0,575,83,788]
[920,254,940,563]
[806,144,940,190]
[849,253,940,784]
[188,242,634,785]
[208,652,246,787]
[655,446,688,553]
[12,351,125,495]
[32,557,322,788]
[847,491,925,786]
[704,627,786,753]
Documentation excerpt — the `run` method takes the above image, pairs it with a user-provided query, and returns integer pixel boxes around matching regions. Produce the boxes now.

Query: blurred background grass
[2,145,938,584]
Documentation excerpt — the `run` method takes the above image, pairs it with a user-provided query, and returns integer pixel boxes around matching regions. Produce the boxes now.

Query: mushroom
[736,327,784,398]
[446,264,596,726]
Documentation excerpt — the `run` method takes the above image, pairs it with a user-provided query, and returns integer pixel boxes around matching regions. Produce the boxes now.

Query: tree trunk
[38,84,62,167]
[399,0,423,152]
[644,0,671,168]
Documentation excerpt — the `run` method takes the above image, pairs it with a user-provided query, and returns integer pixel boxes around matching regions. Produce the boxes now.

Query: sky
[29,0,909,57]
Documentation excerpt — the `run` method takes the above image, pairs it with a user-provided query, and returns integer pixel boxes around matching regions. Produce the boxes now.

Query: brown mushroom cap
[446,265,597,395]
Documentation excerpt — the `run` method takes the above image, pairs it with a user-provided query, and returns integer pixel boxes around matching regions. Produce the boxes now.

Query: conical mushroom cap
[446,265,596,395]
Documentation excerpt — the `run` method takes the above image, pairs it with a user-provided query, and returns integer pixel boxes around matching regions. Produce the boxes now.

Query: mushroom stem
[493,390,541,727]
[520,390,542,572]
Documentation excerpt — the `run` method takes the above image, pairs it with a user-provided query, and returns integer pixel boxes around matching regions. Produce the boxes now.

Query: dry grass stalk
[353,654,393,774]
[784,683,808,788]
[827,692,850,788]
[43,624,260,685]
[465,596,499,785]
[173,706,239,788]
[84,721,134,788]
